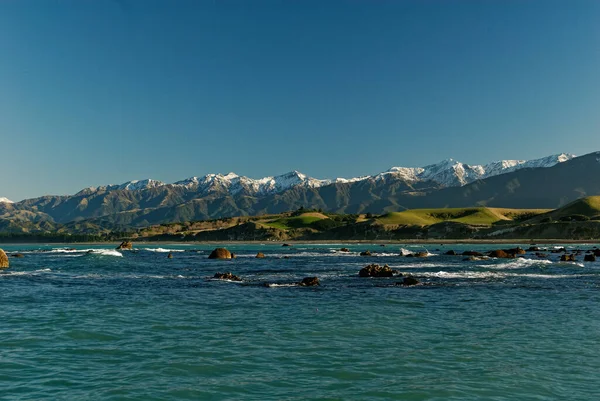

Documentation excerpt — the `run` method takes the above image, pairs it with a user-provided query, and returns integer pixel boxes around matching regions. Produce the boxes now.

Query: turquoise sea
[1,243,600,400]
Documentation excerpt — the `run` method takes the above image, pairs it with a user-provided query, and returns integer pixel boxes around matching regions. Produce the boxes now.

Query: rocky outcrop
[116,241,133,250]
[584,254,596,262]
[560,254,576,262]
[397,276,419,286]
[360,250,372,256]
[340,248,350,252]
[255,252,265,258]
[489,249,514,259]
[213,272,241,281]
[504,247,526,255]
[0,249,8,269]
[359,264,395,277]
[444,250,457,255]
[298,277,320,286]
[208,248,233,259]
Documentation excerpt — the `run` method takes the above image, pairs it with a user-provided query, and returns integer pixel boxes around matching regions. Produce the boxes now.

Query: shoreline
[1,239,599,246]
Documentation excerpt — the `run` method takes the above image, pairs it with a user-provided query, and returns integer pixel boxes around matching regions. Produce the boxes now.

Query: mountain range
[2,151,600,233]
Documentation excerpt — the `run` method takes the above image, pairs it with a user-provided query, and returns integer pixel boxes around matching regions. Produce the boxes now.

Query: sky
[0,0,599,201]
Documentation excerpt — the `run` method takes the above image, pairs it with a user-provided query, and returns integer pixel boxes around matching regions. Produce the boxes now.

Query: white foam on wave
[486,258,553,269]
[264,283,298,288]
[87,249,123,257]
[142,248,185,253]
[0,268,51,277]
[419,270,582,280]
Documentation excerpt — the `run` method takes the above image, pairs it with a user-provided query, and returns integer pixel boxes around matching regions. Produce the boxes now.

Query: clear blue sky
[1,0,599,201]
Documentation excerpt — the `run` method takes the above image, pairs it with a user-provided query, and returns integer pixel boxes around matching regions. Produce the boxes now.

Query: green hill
[376,207,548,227]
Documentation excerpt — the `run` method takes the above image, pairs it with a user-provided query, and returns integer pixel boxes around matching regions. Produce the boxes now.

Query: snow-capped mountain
[375,153,575,187]
[77,153,575,197]
[0,197,13,204]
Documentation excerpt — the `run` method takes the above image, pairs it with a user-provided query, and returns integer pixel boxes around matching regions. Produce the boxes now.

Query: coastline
[1,238,599,246]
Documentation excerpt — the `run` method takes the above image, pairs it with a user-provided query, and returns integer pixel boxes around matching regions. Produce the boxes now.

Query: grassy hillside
[376,207,548,227]
[262,212,329,230]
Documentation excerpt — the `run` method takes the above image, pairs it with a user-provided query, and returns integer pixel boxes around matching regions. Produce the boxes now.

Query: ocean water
[1,243,600,400]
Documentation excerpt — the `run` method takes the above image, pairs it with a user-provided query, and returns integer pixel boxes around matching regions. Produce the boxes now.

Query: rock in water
[560,254,576,262]
[359,264,394,277]
[584,254,596,262]
[360,250,372,256]
[397,276,419,286]
[116,241,133,250]
[10,253,24,258]
[208,248,232,259]
[256,252,265,258]
[167,252,173,259]
[489,249,514,259]
[0,249,8,269]
[298,277,320,286]
[339,248,350,252]
[445,250,457,255]
[213,272,241,281]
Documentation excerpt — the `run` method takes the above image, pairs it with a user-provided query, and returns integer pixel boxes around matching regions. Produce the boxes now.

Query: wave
[486,258,553,269]
[0,268,51,277]
[86,250,123,257]
[141,248,185,253]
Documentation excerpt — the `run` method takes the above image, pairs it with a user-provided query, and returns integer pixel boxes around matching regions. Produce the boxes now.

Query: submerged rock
[560,254,576,262]
[213,272,241,281]
[444,250,457,255]
[208,248,232,259]
[339,248,350,252]
[462,251,483,257]
[10,253,24,258]
[0,249,9,269]
[489,249,514,259]
[282,243,292,247]
[255,252,266,258]
[396,276,419,286]
[359,264,395,277]
[360,250,372,256]
[298,277,320,286]
[116,241,133,250]
[167,252,173,259]
[584,254,596,262]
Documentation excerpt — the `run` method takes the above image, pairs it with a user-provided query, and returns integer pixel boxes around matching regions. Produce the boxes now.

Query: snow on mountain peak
[73,152,577,197]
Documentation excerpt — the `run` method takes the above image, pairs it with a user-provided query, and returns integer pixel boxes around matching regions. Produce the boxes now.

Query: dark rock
[256,252,266,258]
[167,252,173,259]
[10,253,24,258]
[213,272,241,281]
[560,254,576,262]
[208,248,233,259]
[445,250,457,255]
[380,244,386,247]
[504,247,526,255]
[116,241,133,250]
[584,254,596,262]
[535,252,548,258]
[551,247,567,253]
[399,276,420,286]
[413,251,428,258]
[339,248,350,252]
[462,251,483,257]
[0,249,8,269]
[298,277,320,286]
[489,249,514,259]
[527,246,541,252]
[283,256,290,259]
[360,250,372,256]
[282,243,292,247]
[594,249,600,257]
[359,264,394,277]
